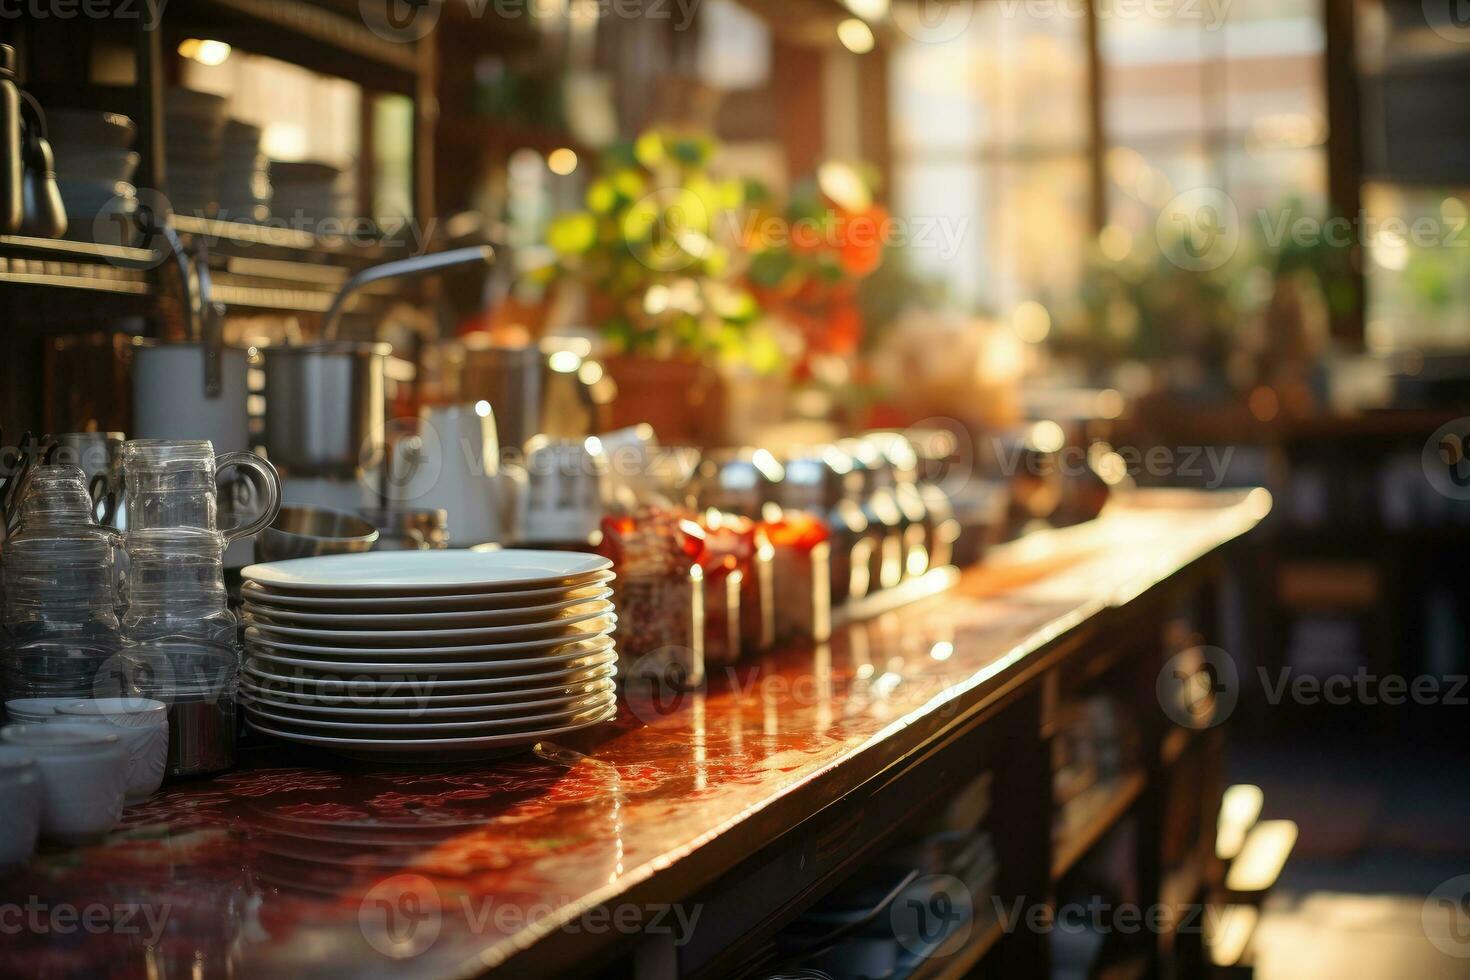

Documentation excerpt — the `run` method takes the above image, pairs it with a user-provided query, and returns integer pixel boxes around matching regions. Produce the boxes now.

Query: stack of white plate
[238,550,619,761]
[216,120,271,223]
[165,89,228,218]
[268,160,352,225]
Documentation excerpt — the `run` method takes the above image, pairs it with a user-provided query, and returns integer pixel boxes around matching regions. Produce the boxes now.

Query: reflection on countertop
[0,489,1268,979]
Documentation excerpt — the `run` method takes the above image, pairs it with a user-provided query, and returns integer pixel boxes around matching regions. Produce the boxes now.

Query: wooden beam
[1323,0,1364,347]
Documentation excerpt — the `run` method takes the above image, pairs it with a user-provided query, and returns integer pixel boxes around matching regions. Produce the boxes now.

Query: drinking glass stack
[112,440,281,726]
[1,464,123,700]
[2,441,280,776]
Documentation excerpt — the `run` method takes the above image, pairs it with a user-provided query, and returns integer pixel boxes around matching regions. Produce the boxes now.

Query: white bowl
[0,724,127,843]
[5,697,81,723]
[0,747,42,866]
[56,699,169,802]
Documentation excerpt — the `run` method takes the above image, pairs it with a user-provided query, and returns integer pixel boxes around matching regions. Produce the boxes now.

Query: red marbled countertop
[0,489,1268,979]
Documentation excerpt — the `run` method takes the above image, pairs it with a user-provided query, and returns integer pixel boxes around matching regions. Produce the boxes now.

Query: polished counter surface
[0,489,1268,979]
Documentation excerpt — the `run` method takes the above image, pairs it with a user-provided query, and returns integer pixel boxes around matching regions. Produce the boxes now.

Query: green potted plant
[540,129,773,444]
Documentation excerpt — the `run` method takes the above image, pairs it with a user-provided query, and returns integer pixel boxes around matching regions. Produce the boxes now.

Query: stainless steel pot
[259,342,391,480]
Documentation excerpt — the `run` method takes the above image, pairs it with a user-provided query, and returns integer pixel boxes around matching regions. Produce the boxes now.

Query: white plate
[242,550,612,595]
[239,678,617,718]
[243,602,614,645]
[245,638,617,676]
[244,591,613,629]
[242,658,618,699]
[242,575,614,614]
[244,703,618,760]
[242,614,616,655]
[243,694,615,732]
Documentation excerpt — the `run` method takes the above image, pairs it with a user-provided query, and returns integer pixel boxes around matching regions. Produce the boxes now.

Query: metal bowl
[357,507,449,551]
[255,506,379,563]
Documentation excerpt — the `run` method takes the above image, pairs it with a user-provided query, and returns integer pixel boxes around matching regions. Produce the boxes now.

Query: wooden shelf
[171,214,399,262]
[165,0,427,92]
[1052,771,1148,880]
[0,236,157,296]
[0,234,157,268]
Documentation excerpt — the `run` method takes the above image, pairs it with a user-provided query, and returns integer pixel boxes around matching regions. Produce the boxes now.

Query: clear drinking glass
[121,527,237,647]
[1,640,127,701]
[1,527,121,650]
[122,439,281,542]
[13,464,97,530]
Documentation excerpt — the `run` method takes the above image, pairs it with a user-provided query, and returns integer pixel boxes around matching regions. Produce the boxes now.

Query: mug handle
[216,451,283,544]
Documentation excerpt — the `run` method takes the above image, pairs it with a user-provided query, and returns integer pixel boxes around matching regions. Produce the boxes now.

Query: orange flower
[836,205,889,278]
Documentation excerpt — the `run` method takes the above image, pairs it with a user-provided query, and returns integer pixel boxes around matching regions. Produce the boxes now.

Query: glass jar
[122,439,281,542]
[121,527,236,647]
[2,527,121,650]
[13,463,96,530]
[762,509,832,643]
[0,639,125,701]
[698,511,774,659]
[779,446,868,605]
[598,508,705,690]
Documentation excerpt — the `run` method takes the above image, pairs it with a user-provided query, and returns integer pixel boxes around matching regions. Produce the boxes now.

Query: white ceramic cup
[57,699,169,802]
[521,439,607,544]
[0,747,42,866]
[0,723,128,843]
[6,697,82,724]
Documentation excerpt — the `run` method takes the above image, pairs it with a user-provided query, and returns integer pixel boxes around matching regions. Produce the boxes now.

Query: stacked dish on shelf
[164,88,228,218]
[216,120,272,223]
[267,160,352,225]
[237,550,619,760]
[47,108,139,244]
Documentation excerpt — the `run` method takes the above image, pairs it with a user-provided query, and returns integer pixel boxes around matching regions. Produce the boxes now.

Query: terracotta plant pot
[602,354,727,446]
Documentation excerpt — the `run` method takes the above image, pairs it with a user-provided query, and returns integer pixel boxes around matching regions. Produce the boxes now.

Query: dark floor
[1230,727,1470,979]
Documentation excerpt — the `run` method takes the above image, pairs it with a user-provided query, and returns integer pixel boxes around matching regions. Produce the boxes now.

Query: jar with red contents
[777,447,872,605]
[697,511,775,663]
[597,508,705,690]
[762,507,832,643]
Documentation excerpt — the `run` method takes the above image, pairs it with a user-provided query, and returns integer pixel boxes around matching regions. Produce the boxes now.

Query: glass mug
[122,440,281,542]
[122,527,236,647]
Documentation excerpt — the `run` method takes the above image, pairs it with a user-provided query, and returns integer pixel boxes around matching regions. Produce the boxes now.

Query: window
[889,0,1329,315]
[890,2,1091,316]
